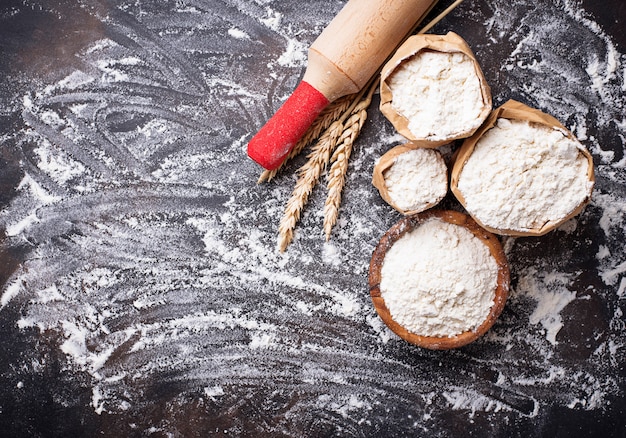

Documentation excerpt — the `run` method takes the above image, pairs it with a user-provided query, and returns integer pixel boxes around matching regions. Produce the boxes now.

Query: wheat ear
[257,95,353,184]
[273,0,466,250]
[277,120,344,252]
[323,86,375,240]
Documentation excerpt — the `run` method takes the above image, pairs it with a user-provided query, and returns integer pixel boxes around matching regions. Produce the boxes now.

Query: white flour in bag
[388,51,485,140]
[379,218,499,337]
[383,148,447,212]
[456,118,593,232]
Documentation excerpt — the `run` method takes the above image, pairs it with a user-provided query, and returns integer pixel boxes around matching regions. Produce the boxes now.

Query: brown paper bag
[372,143,448,215]
[450,99,595,236]
[379,32,492,148]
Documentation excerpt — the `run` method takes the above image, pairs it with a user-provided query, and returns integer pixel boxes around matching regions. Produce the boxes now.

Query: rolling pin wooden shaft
[247,0,437,170]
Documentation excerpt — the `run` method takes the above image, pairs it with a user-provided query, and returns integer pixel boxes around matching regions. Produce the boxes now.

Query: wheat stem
[277,120,344,251]
[418,0,465,35]
[323,87,375,240]
[276,87,372,250]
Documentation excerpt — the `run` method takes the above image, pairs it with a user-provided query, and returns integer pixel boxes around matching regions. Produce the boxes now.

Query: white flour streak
[276,38,307,68]
[1,281,22,308]
[227,27,249,39]
[5,212,40,238]
[443,387,511,417]
[260,7,282,31]
[517,269,577,345]
[595,192,626,286]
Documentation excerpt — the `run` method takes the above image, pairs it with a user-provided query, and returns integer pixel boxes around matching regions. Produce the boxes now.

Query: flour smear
[0,0,625,435]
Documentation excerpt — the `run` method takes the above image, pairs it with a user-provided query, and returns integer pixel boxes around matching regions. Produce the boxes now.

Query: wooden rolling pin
[247,0,438,170]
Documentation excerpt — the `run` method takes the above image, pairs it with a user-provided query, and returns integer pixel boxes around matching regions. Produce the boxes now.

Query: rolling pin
[247,0,438,170]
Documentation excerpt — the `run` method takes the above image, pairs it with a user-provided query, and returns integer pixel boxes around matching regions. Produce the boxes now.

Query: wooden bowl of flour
[369,210,509,350]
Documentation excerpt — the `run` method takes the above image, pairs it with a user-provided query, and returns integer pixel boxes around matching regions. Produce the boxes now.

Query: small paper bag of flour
[372,143,448,215]
[380,32,492,148]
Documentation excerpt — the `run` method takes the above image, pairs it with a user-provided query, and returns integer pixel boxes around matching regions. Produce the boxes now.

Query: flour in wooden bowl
[369,211,509,349]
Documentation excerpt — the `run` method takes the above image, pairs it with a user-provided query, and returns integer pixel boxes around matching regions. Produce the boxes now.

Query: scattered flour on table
[516,268,577,345]
[0,0,624,433]
[277,39,307,67]
[227,27,249,40]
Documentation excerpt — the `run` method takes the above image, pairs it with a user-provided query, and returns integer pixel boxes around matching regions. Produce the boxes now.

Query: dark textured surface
[0,0,625,436]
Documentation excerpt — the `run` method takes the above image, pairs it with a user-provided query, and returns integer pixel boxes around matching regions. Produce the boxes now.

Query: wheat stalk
[276,87,371,251]
[277,120,344,251]
[322,87,375,240]
[273,0,465,251]
[277,82,375,250]
[257,95,353,184]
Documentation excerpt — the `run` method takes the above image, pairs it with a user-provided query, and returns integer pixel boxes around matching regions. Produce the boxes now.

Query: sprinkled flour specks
[516,268,578,345]
[0,0,625,435]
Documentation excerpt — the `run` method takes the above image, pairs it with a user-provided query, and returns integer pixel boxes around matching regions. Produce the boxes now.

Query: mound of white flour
[383,148,448,213]
[379,218,499,337]
[456,118,593,232]
[388,51,486,140]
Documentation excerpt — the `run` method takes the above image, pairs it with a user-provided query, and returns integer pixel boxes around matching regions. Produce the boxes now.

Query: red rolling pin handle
[248,0,438,170]
[247,81,329,170]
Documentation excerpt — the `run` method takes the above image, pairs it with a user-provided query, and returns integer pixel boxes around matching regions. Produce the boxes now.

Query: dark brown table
[1,0,624,436]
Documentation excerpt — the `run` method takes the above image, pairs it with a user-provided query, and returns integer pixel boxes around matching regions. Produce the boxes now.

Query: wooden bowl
[368,210,510,350]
